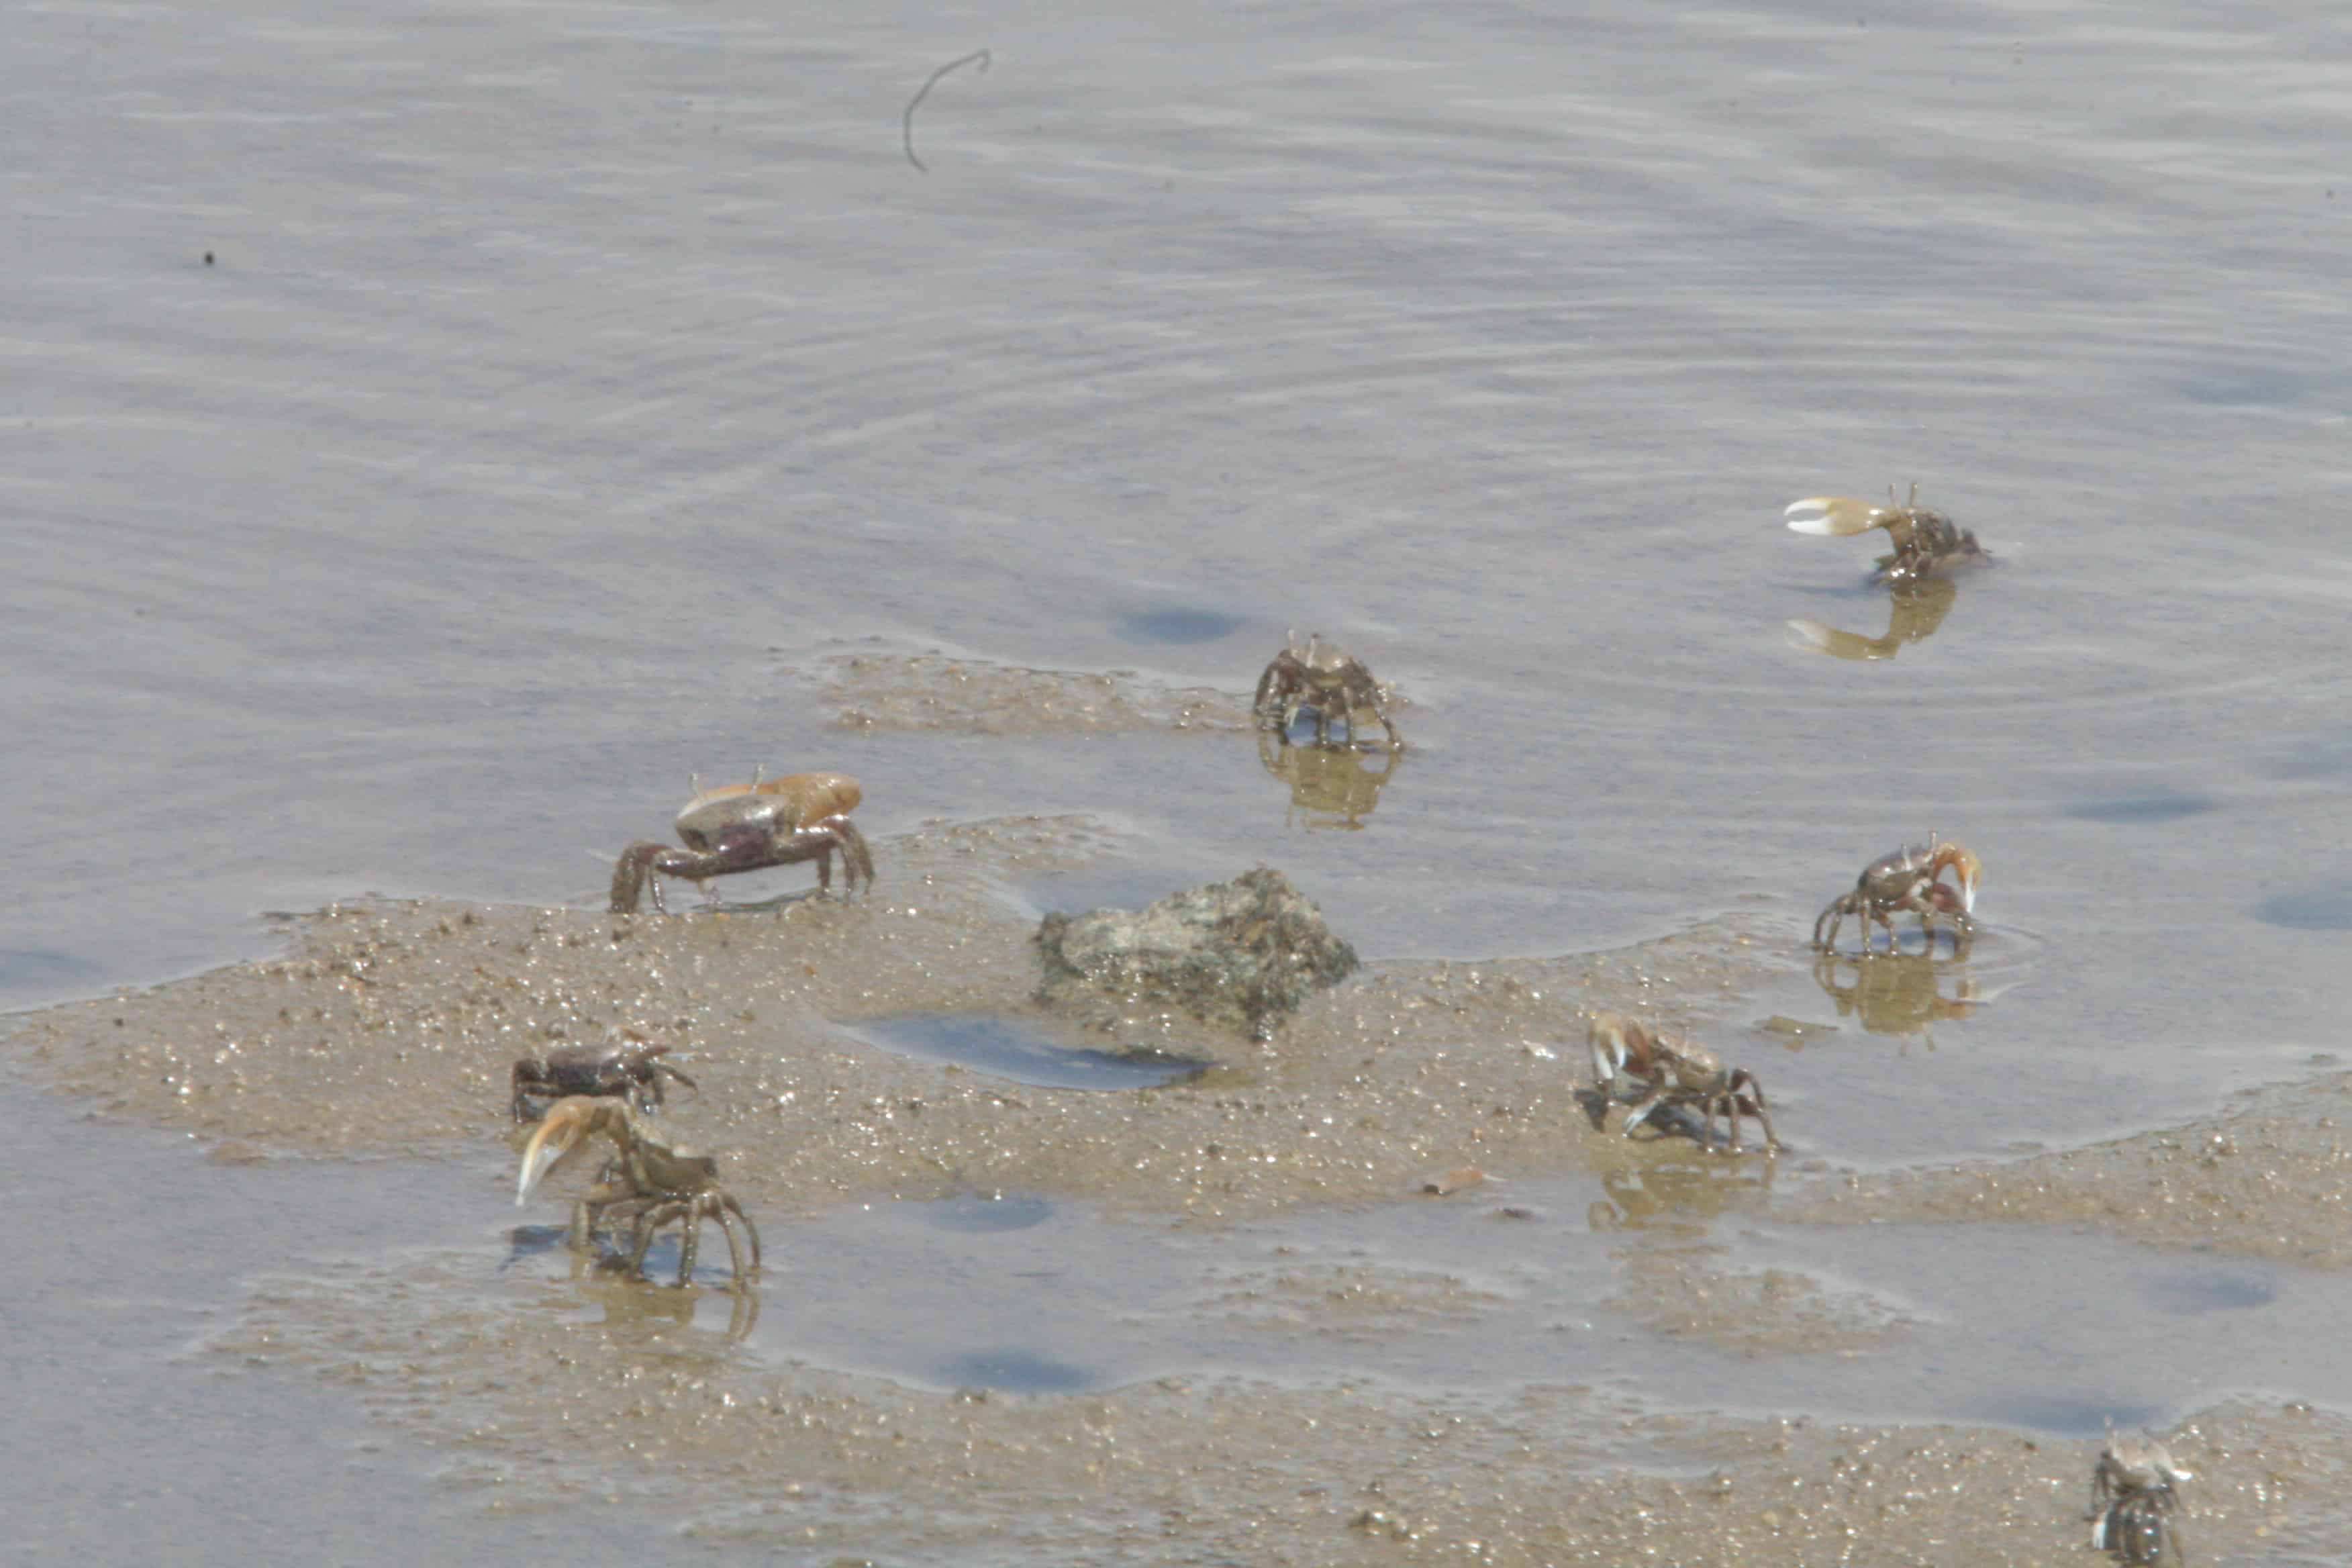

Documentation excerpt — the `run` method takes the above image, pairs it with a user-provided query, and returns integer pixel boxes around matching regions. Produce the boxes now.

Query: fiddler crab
[1785,485,1988,585]
[1253,632,1401,750]
[515,1096,761,1289]
[1812,836,1981,956]
[609,767,875,914]
[1587,1012,1779,1155]
[2088,1422,2190,1565]
[510,1034,695,1124]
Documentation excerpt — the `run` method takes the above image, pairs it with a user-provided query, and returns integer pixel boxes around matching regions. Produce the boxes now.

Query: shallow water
[840,1010,1209,1089]
[8,0,2352,1558]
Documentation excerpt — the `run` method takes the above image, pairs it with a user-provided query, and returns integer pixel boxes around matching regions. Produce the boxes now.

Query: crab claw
[1932,843,1982,914]
[515,1096,632,1205]
[1783,496,1884,537]
[1587,1012,1642,1091]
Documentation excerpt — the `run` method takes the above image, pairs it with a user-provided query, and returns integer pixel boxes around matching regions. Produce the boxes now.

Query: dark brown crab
[1812,837,1981,955]
[1785,485,1988,585]
[1252,633,1400,749]
[510,1035,695,1123]
[1587,1012,1779,1155]
[515,1097,761,1289]
[610,769,875,914]
[2088,1422,2190,1565]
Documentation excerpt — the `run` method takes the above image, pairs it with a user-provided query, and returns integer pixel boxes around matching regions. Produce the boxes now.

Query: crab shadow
[1573,1084,1777,1159]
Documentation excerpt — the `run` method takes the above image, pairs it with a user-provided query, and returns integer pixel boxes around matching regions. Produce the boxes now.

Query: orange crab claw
[1929,842,1981,914]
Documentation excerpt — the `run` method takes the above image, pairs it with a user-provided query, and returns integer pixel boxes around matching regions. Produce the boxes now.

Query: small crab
[2088,1422,2190,1565]
[1812,836,1981,955]
[1587,1012,1779,1155]
[510,1034,696,1123]
[516,1096,761,1289]
[1785,485,1988,585]
[609,768,875,914]
[1253,632,1400,749]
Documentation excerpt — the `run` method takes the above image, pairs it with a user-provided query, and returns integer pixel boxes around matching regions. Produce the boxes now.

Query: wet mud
[18,816,1771,1218]
[15,815,2352,1561]
[1797,1065,2352,1267]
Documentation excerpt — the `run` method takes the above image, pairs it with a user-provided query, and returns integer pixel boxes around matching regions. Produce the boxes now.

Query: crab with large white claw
[1252,632,1401,750]
[1785,485,1988,585]
[515,1096,761,1289]
[1812,836,1981,956]
[609,768,875,914]
[1587,1012,1778,1155]
[2088,1422,2190,1565]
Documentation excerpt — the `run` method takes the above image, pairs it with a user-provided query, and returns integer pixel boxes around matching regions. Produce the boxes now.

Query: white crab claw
[516,1144,555,1205]
[516,1134,566,1205]
[514,1099,595,1205]
[1589,1039,1622,1087]
[1783,496,1881,537]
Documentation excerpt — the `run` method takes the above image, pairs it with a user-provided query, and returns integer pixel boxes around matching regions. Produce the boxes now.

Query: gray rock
[1034,868,1359,1041]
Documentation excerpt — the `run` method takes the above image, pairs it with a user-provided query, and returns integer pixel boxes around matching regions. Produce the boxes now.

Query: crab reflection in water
[1811,951,1979,1050]
[567,1269,762,1343]
[1586,1157,1775,1234]
[1785,577,1959,662]
[1257,731,1404,829]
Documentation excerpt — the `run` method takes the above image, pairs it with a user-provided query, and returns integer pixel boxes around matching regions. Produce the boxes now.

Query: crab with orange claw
[1252,632,1401,750]
[609,768,875,914]
[515,1097,761,1289]
[510,1034,695,1124]
[1587,1012,1779,1155]
[1812,837,1981,956]
[2088,1422,2190,1565]
[1784,485,1988,585]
